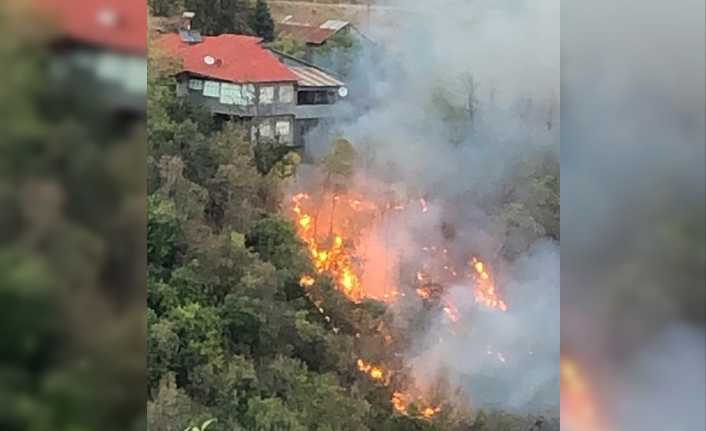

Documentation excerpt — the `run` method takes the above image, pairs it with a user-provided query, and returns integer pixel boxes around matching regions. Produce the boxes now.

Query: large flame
[292,192,368,301]
[470,257,507,311]
[290,187,510,421]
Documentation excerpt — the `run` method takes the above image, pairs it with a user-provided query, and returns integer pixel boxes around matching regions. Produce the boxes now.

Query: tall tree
[249,0,275,42]
[183,0,252,35]
[148,0,184,16]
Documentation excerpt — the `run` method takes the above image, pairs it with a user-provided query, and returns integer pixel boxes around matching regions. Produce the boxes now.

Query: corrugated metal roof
[278,21,348,45]
[158,34,298,83]
[290,66,343,88]
[320,20,349,31]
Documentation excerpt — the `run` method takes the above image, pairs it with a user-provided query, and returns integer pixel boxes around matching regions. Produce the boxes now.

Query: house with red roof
[34,0,146,55]
[157,16,348,148]
[32,0,147,112]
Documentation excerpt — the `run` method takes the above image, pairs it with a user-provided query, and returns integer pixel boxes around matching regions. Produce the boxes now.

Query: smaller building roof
[157,34,299,84]
[278,19,351,45]
[290,66,343,88]
[33,0,147,54]
[319,20,349,31]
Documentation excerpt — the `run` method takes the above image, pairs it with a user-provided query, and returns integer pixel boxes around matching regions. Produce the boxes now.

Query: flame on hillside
[392,391,442,419]
[291,191,397,302]
[470,257,507,311]
[290,186,510,421]
[291,189,506,312]
[357,359,388,382]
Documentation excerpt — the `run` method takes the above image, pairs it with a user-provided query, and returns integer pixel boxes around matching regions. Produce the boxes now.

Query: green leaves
[0,249,57,366]
[268,36,308,60]
[246,216,311,275]
[148,195,183,274]
[245,397,306,431]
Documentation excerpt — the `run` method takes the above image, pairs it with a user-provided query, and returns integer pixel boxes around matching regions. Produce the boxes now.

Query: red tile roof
[278,23,340,45]
[157,34,299,84]
[33,0,147,54]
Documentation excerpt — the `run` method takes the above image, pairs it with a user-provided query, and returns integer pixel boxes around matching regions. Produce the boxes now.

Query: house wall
[176,74,342,147]
[178,76,297,118]
[251,115,296,146]
[55,46,146,112]
[294,118,319,149]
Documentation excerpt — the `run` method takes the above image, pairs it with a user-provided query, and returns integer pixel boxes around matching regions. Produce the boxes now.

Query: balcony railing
[187,90,344,120]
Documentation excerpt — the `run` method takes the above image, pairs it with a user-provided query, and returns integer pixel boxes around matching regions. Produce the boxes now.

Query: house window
[202,81,220,98]
[243,84,256,105]
[297,90,336,105]
[220,83,241,105]
[260,86,274,104]
[188,79,203,90]
[259,121,273,138]
[124,56,147,94]
[275,120,290,138]
[279,85,294,103]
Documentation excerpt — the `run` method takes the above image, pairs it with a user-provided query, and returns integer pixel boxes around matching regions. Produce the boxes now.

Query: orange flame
[291,193,368,302]
[299,275,315,287]
[417,287,432,299]
[391,391,442,419]
[470,257,507,311]
[443,302,461,323]
[357,358,387,382]
[292,190,511,422]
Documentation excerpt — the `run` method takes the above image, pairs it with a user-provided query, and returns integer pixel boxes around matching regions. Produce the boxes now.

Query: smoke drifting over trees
[299,0,561,415]
[561,0,704,429]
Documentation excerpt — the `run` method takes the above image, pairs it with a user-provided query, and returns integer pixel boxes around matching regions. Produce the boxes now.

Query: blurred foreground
[0,1,146,430]
[561,0,705,429]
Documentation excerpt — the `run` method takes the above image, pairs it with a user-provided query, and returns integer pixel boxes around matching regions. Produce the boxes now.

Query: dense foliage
[250,0,275,42]
[148,0,276,38]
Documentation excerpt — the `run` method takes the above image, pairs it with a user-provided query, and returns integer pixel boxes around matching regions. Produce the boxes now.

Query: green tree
[250,0,275,42]
[182,0,252,36]
[148,0,185,16]
[268,35,308,59]
[246,216,311,275]
[245,397,306,431]
[148,195,184,277]
[148,374,212,431]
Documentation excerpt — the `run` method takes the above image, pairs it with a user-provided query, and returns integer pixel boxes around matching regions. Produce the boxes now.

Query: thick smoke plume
[409,241,559,413]
[562,0,704,429]
[298,0,561,414]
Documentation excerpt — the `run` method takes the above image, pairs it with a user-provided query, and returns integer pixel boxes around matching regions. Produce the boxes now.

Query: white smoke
[409,240,560,413]
[298,0,561,414]
[561,0,704,428]
[614,325,705,431]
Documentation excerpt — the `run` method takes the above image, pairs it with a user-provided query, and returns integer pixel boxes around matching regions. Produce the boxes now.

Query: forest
[145,6,560,426]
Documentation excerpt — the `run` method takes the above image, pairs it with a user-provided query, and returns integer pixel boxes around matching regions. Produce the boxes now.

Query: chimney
[181,11,196,31]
